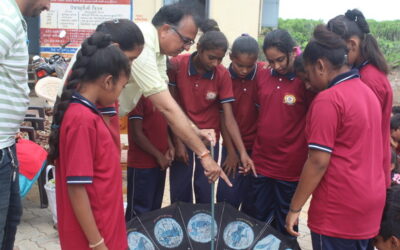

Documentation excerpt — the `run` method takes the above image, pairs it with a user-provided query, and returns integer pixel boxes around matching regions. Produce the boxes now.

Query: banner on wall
[40,0,133,58]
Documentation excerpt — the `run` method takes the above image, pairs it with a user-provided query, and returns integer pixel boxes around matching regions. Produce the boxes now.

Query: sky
[279,0,400,21]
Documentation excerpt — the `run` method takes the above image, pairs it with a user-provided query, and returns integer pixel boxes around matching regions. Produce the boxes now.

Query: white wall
[209,0,262,48]
[208,0,262,65]
[133,0,162,22]
[133,0,262,65]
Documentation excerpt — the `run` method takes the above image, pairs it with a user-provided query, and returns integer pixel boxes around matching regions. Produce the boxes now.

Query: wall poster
[40,0,132,57]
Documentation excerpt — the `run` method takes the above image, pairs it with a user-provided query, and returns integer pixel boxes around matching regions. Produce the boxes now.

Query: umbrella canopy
[127,202,298,250]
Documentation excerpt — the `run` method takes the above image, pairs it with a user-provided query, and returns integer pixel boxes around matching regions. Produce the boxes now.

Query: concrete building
[26,0,266,57]
[133,0,263,49]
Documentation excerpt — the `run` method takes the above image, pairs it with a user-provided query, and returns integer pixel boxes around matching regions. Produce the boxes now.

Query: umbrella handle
[210,144,215,250]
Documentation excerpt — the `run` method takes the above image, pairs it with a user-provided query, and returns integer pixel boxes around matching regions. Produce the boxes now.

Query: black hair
[379,185,400,240]
[294,54,305,73]
[95,19,144,51]
[152,3,200,28]
[303,25,348,69]
[197,19,228,52]
[327,9,389,74]
[392,106,400,115]
[47,32,131,164]
[263,29,296,53]
[391,113,400,130]
[231,34,259,58]
[199,19,220,33]
[263,29,296,67]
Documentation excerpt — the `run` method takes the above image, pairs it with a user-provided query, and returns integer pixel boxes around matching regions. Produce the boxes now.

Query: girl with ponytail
[328,9,393,187]
[48,32,131,250]
[286,25,386,250]
[60,19,144,147]
[168,20,255,204]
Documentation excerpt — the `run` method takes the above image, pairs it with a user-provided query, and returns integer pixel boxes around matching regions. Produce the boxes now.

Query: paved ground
[15,96,313,249]
[18,64,400,250]
[15,171,312,250]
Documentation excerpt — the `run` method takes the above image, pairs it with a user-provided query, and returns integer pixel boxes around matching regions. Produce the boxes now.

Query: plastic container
[44,165,57,225]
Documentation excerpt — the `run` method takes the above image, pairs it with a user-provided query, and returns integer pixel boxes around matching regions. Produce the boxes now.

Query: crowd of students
[44,3,400,250]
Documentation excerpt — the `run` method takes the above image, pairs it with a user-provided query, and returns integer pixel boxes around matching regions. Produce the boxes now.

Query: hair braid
[47,32,130,164]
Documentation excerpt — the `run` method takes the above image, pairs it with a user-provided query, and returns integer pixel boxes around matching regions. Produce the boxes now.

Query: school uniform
[125,96,169,221]
[243,68,314,237]
[306,69,386,249]
[217,62,267,208]
[63,61,122,149]
[168,52,234,204]
[97,102,120,147]
[56,92,127,250]
[357,61,393,188]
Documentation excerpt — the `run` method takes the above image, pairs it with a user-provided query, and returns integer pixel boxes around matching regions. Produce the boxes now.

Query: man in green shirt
[119,4,234,185]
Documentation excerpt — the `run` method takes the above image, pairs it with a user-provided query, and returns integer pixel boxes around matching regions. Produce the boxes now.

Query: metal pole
[205,0,210,18]
[210,144,215,250]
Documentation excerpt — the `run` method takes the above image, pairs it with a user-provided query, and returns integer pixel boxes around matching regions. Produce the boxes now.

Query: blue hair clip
[51,124,60,129]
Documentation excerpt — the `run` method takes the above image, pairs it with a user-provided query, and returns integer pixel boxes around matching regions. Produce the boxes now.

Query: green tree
[259,19,400,68]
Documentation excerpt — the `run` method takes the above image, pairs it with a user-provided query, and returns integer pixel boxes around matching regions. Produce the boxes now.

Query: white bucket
[34,76,62,106]
[44,165,57,224]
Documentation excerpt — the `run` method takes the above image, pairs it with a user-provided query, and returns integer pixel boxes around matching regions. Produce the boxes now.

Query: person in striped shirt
[0,0,50,249]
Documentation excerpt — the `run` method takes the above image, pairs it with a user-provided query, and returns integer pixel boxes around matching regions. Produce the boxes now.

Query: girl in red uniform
[216,34,266,208]
[243,29,314,239]
[327,9,393,187]
[47,33,132,250]
[125,95,174,221]
[61,19,145,146]
[286,25,386,250]
[168,22,255,204]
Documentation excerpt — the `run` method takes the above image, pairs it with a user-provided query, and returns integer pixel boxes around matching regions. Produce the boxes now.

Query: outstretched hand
[201,155,232,187]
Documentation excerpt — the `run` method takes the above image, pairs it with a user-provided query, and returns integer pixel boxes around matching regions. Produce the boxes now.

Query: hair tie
[241,33,249,37]
[294,46,302,56]
[113,19,119,23]
[345,10,357,23]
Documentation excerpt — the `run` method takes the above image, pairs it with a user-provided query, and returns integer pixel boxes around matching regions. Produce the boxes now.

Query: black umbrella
[126,202,298,250]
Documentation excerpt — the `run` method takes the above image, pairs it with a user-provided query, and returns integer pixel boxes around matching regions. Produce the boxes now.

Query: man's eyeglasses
[171,26,195,46]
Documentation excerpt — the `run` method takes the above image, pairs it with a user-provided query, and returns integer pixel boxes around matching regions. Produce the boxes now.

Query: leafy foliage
[259,19,400,68]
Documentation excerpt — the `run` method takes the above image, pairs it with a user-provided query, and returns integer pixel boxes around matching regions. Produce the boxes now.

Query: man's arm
[168,83,216,145]
[123,30,229,184]
[148,90,231,185]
